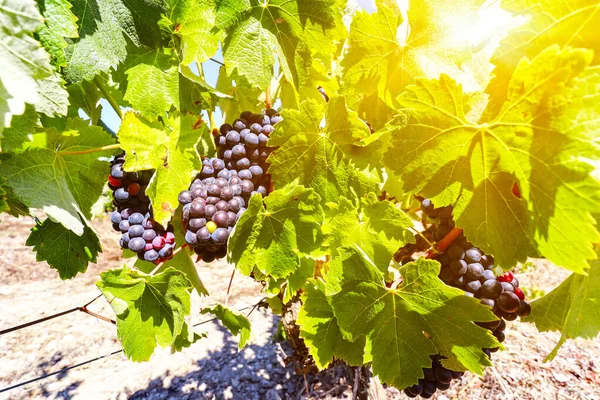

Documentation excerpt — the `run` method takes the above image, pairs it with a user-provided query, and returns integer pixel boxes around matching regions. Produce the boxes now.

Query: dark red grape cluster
[178,109,280,262]
[403,198,530,398]
[108,154,176,264]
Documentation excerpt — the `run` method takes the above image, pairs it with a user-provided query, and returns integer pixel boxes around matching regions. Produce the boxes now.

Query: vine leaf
[329,250,498,389]
[382,46,600,272]
[215,66,263,121]
[97,267,196,362]
[268,97,379,204]
[26,218,101,279]
[488,0,600,113]
[64,0,166,83]
[214,0,343,89]
[297,278,366,370]
[0,0,66,130]
[0,118,117,235]
[35,0,79,68]
[118,112,205,228]
[228,182,323,278]
[201,303,251,349]
[0,176,8,214]
[324,193,414,273]
[342,0,483,110]
[523,251,600,361]
[165,0,221,65]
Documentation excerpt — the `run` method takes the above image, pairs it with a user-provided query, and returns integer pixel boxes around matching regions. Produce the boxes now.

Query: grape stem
[93,76,123,120]
[425,227,463,258]
[58,143,121,156]
[149,245,186,275]
[225,267,236,306]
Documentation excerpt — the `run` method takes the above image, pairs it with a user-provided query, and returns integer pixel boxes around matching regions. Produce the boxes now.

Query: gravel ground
[1,215,599,400]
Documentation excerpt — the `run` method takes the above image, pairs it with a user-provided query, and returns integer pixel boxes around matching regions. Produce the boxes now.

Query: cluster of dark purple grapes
[404,355,464,398]
[404,198,530,398]
[108,154,176,264]
[178,110,279,262]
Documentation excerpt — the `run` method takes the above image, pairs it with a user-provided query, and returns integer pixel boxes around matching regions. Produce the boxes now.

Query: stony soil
[0,215,599,400]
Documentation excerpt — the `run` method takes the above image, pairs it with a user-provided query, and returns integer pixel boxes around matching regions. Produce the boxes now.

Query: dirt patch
[0,215,599,400]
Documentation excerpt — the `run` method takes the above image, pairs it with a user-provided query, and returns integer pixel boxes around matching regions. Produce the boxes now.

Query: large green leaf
[201,303,251,348]
[118,112,205,228]
[268,97,380,204]
[165,0,221,65]
[324,193,414,272]
[215,0,343,89]
[64,0,166,83]
[0,0,66,129]
[342,0,484,110]
[97,267,196,362]
[382,46,600,272]
[329,250,498,389]
[27,218,101,279]
[228,182,323,278]
[0,118,117,234]
[488,0,600,114]
[35,0,79,67]
[524,251,600,360]
[297,278,365,370]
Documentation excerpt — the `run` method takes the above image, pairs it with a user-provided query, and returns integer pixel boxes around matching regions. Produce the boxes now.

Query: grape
[466,280,481,293]
[513,287,525,300]
[233,119,246,131]
[205,205,217,219]
[241,180,254,194]
[249,165,263,177]
[218,169,231,180]
[216,246,227,259]
[189,218,207,231]
[236,158,251,170]
[114,188,130,202]
[228,199,241,213]
[128,183,141,196]
[239,169,253,181]
[201,164,214,177]
[212,211,229,227]
[190,201,205,218]
[141,217,154,229]
[517,301,531,317]
[206,196,219,205]
[119,220,130,233]
[144,250,159,262]
[479,270,496,283]
[227,211,237,226]
[466,263,484,280]
[500,281,515,293]
[497,292,520,313]
[158,245,173,259]
[185,230,198,246]
[435,381,451,390]
[239,128,250,141]
[206,220,217,233]
[256,186,267,196]
[230,184,242,196]
[511,277,520,288]
[494,330,506,343]
[142,229,157,241]
[405,381,423,396]
[111,165,125,179]
[223,150,232,161]
[220,123,232,135]
[422,380,436,396]
[208,184,222,197]
[128,225,145,238]
[110,211,122,224]
[129,213,144,225]
[250,123,263,134]
[221,187,234,201]
[434,368,452,384]
[152,236,166,250]
[258,133,269,146]
[244,133,259,148]
[226,130,241,145]
[480,298,495,308]
[498,271,514,283]
[216,178,229,188]
[480,280,502,299]
[448,245,464,260]
[196,227,211,243]
[449,259,467,275]
[465,248,482,263]
[129,237,146,252]
[201,250,216,263]
[262,124,274,135]
[215,200,229,211]
[504,312,518,321]
[211,228,229,244]
[271,115,283,124]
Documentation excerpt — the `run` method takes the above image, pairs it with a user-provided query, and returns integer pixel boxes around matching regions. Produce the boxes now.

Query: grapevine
[1,0,599,397]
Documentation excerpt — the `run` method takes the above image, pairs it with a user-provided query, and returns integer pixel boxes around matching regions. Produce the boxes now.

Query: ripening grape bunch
[108,153,176,264]
[403,198,531,399]
[178,109,280,262]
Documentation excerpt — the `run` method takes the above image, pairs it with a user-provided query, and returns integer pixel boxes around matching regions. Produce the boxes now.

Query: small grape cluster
[403,198,530,398]
[178,109,280,262]
[108,154,176,264]
[404,355,464,398]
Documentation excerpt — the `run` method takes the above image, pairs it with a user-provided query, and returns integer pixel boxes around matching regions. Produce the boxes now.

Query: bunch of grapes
[403,198,530,398]
[404,355,464,398]
[108,154,176,264]
[178,108,280,262]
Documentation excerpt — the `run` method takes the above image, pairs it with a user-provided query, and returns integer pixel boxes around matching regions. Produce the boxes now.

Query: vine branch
[94,76,123,120]
[425,227,463,259]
